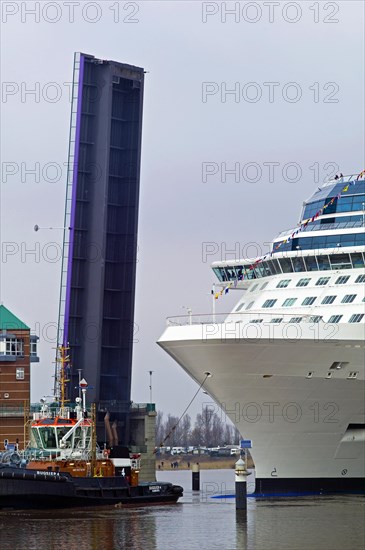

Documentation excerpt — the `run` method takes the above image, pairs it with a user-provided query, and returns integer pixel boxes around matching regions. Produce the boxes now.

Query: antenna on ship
[55,344,70,415]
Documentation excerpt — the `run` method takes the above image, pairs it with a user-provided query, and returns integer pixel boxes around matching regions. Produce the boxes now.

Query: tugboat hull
[0,468,183,509]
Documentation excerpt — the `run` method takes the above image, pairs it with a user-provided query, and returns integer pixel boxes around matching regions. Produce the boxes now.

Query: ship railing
[166,312,316,327]
[323,173,365,186]
[31,404,89,418]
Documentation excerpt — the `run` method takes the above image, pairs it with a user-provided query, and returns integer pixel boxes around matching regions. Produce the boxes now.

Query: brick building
[0,305,38,449]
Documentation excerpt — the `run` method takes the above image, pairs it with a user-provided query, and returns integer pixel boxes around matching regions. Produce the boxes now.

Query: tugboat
[0,349,183,509]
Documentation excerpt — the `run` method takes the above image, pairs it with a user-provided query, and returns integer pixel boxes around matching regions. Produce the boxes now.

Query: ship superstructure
[159,173,365,495]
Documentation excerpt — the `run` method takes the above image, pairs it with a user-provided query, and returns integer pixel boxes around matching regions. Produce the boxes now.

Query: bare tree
[163,414,184,446]
[155,410,164,446]
[211,413,224,446]
[181,414,191,447]
[155,408,242,448]
[224,424,233,445]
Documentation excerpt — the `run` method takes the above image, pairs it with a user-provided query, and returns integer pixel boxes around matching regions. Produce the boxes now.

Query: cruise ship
[158,172,365,496]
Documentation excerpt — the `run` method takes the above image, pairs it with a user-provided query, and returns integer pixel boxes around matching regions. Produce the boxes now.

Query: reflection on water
[0,470,364,550]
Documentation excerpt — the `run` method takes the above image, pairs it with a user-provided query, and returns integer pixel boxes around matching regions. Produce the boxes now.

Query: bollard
[235,458,248,511]
[192,462,200,491]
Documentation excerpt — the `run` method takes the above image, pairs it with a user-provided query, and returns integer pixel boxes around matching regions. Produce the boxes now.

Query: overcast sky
[0,1,364,420]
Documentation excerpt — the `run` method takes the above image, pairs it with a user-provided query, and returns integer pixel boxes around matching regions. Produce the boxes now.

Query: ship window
[330,254,352,270]
[349,314,364,323]
[277,279,291,288]
[316,277,330,286]
[330,361,348,369]
[250,284,259,292]
[270,318,283,323]
[302,296,316,306]
[251,319,263,323]
[306,372,314,378]
[290,317,302,323]
[347,372,358,379]
[16,367,24,380]
[351,253,365,268]
[326,372,333,379]
[32,429,42,448]
[39,427,57,449]
[355,275,365,283]
[309,315,323,323]
[271,259,282,274]
[292,257,305,272]
[304,256,318,271]
[317,255,331,271]
[235,303,245,312]
[297,278,310,287]
[246,302,254,310]
[260,282,268,290]
[279,258,293,273]
[335,275,350,284]
[262,299,277,308]
[57,427,71,447]
[282,298,297,307]
[342,294,356,304]
[322,295,336,304]
[328,315,343,323]
[213,268,223,282]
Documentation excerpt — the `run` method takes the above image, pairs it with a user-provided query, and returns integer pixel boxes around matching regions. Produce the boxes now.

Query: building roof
[0,305,29,330]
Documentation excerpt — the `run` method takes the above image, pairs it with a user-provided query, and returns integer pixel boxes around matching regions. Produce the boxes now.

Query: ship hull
[158,323,365,495]
[252,476,364,497]
[0,468,183,509]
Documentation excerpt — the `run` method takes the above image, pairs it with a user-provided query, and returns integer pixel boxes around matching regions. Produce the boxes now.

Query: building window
[277,279,291,288]
[235,303,245,312]
[262,299,277,308]
[30,341,37,357]
[342,294,356,304]
[328,315,343,323]
[335,276,350,285]
[349,314,364,323]
[355,275,365,283]
[297,278,310,287]
[309,315,323,323]
[316,277,330,286]
[322,295,336,304]
[282,298,297,307]
[251,319,263,323]
[16,368,25,380]
[270,318,283,323]
[250,284,259,292]
[260,282,268,290]
[302,297,316,306]
[5,338,24,356]
[246,302,254,310]
[290,317,302,323]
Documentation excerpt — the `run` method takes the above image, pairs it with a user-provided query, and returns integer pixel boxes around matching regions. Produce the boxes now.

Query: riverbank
[156,455,254,470]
